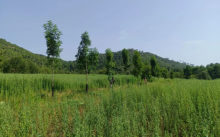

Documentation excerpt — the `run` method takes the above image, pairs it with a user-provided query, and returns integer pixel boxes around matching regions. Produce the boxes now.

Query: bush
[197,71,212,80]
[164,78,172,83]
[190,75,197,79]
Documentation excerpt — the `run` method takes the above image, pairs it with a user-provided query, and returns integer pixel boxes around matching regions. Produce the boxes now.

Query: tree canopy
[75,31,92,70]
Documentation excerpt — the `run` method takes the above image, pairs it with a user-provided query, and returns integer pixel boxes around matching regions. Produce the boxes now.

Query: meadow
[0,74,220,136]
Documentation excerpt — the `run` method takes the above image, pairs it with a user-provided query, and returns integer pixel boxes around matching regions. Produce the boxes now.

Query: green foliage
[2,37,220,82]
[105,49,115,81]
[184,65,192,79]
[141,61,151,80]
[97,49,187,74]
[97,68,107,74]
[28,61,39,74]
[197,71,212,80]
[190,74,197,79]
[173,71,184,78]
[0,39,188,74]
[88,47,99,73]
[207,63,220,79]
[156,65,161,78]
[0,49,4,65]
[3,56,28,73]
[122,48,130,73]
[0,38,76,74]
[132,51,143,78]
[43,20,63,74]
[43,20,63,60]
[150,55,157,77]
[75,31,92,70]
[46,57,62,69]
[161,67,168,79]
[170,70,174,79]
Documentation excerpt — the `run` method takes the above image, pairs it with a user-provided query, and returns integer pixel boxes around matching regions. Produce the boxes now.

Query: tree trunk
[52,59,54,97]
[86,60,88,93]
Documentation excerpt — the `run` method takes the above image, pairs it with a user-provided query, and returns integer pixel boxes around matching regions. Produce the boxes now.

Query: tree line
[0,41,188,75]
[183,64,220,80]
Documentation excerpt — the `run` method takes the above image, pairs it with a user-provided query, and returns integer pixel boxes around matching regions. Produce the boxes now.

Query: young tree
[105,48,115,87]
[170,70,174,79]
[75,31,98,92]
[132,50,143,85]
[122,48,131,84]
[150,55,157,80]
[43,20,63,97]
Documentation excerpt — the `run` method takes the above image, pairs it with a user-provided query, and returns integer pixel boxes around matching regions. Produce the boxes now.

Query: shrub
[197,71,212,80]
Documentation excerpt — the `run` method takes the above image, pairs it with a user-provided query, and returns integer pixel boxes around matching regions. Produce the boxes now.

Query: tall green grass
[0,74,142,98]
[0,74,220,136]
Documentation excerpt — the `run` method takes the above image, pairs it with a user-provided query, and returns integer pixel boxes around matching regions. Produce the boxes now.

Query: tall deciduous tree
[105,48,115,87]
[43,20,63,97]
[132,50,143,85]
[122,48,130,84]
[75,31,98,92]
[150,55,157,80]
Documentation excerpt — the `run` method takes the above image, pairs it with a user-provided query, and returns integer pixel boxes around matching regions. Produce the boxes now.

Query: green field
[0,74,220,136]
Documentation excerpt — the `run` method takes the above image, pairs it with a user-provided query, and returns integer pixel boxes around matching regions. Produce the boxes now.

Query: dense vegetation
[0,38,187,74]
[1,38,220,81]
[183,64,220,80]
[0,38,75,74]
[0,74,220,136]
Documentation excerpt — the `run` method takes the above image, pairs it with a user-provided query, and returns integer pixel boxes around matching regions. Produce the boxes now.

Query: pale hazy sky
[0,0,220,66]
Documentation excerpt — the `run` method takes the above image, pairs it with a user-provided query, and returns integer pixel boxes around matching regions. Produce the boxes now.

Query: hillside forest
[0,36,219,80]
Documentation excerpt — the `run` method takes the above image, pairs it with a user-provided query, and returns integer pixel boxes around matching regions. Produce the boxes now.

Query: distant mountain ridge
[0,38,188,73]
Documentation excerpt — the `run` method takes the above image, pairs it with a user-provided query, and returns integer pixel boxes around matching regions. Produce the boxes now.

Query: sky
[0,0,220,66]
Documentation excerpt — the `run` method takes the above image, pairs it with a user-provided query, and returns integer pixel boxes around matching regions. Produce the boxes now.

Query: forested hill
[0,38,187,74]
[97,49,187,73]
